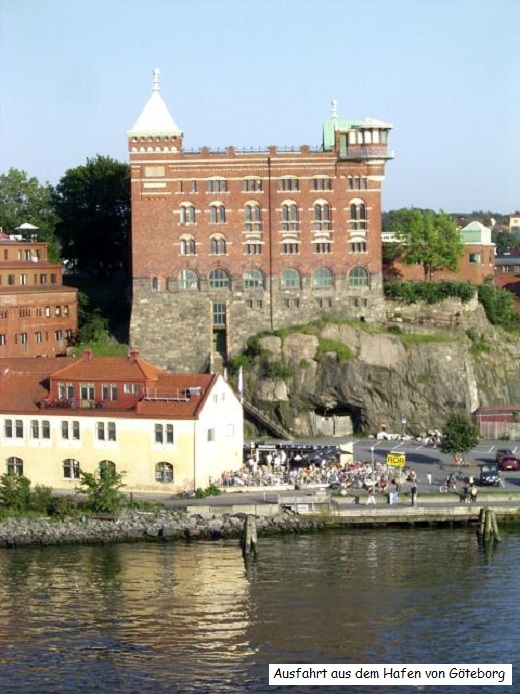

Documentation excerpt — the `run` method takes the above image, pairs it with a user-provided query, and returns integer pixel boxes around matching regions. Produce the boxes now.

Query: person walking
[410,483,417,507]
[366,486,376,505]
[427,472,432,485]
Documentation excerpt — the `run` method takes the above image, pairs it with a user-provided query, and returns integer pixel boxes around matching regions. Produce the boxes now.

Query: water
[0,528,517,693]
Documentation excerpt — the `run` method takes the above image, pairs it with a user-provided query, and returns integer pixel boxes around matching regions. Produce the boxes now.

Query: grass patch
[398,333,455,346]
[315,339,353,363]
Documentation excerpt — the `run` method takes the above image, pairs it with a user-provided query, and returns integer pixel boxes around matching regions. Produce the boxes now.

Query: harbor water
[0,527,518,693]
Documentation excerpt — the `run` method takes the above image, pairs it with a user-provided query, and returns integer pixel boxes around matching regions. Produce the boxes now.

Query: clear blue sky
[1,0,518,213]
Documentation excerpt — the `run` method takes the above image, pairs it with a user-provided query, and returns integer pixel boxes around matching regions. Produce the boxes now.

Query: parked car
[495,448,514,465]
[479,462,501,487]
[499,455,519,471]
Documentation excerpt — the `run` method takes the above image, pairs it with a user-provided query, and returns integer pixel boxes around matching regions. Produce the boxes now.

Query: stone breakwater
[0,510,325,549]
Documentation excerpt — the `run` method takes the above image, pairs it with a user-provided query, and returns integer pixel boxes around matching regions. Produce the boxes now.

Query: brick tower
[129,70,393,372]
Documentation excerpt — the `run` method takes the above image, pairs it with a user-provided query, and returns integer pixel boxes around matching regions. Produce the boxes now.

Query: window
[245,243,262,255]
[350,201,367,231]
[212,302,226,326]
[102,383,118,401]
[207,428,216,442]
[314,242,331,254]
[312,268,334,289]
[312,176,332,191]
[179,203,196,225]
[72,421,80,440]
[190,180,197,193]
[99,460,116,476]
[20,273,27,285]
[58,382,74,400]
[469,253,481,264]
[123,383,140,395]
[63,458,80,479]
[279,177,299,192]
[15,420,23,438]
[35,331,42,343]
[42,420,50,439]
[245,203,262,232]
[313,202,331,232]
[80,383,95,400]
[61,421,70,439]
[31,420,40,439]
[179,269,198,290]
[155,424,174,444]
[8,274,15,286]
[156,462,174,483]
[243,177,262,192]
[244,269,264,289]
[281,268,301,289]
[55,330,63,342]
[55,306,61,316]
[19,333,28,346]
[96,422,117,441]
[210,236,227,255]
[348,176,367,191]
[209,203,226,225]
[4,419,13,438]
[208,268,230,289]
[281,203,299,232]
[282,242,300,255]
[180,237,196,256]
[0,334,5,347]
[151,277,159,291]
[350,241,367,253]
[6,457,23,476]
[207,178,227,193]
[348,266,369,287]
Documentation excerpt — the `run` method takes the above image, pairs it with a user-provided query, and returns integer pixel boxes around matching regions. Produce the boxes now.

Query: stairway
[241,396,293,439]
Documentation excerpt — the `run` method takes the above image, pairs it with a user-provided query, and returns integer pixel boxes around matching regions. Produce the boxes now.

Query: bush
[315,339,353,363]
[50,496,78,518]
[194,485,222,498]
[384,280,476,304]
[477,282,520,331]
[0,474,31,512]
[78,465,126,513]
[267,362,294,379]
[31,485,53,514]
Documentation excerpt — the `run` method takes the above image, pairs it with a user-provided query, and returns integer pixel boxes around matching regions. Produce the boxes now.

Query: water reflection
[0,527,518,693]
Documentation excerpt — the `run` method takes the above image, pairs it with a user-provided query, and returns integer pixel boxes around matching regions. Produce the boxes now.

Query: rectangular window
[282,243,300,255]
[20,333,28,346]
[61,421,69,439]
[207,179,227,193]
[245,243,262,255]
[31,420,40,439]
[0,334,5,347]
[50,274,57,284]
[166,424,174,444]
[123,383,140,395]
[312,177,332,191]
[155,423,164,443]
[314,243,331,254]
[42,420,50,439]
[190,180,198,193]
[212,302,226,327]
[8,274,15,286]
[80,383,95,400]
[96,422,105,440]
[15,420,23,438]
[55,330,63,342]
[107,422,116,441]
[278,177,299,192]
[58,382,74,400]
[20,274,27,285]
[243,178,262,192]
[4,419,13,438]
[468,253,481,264]
[207,428,216,442]
[72,421,80,440]
[102,383,118,401]
[35,331,42,343]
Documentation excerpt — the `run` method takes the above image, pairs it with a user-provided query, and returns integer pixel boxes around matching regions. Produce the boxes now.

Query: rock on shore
[0,510,325,549]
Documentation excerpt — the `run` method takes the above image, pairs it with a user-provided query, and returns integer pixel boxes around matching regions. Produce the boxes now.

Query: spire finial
[331,99,338,121]
[152,68,160,92]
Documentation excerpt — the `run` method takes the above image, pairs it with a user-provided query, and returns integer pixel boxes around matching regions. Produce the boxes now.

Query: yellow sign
[386,453,406,468]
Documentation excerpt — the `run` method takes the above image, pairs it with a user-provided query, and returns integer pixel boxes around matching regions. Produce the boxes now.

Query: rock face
[244,299,520,435]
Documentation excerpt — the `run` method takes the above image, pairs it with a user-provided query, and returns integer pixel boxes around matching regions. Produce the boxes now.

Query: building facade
[129,70,393,372]
[0,351,243,493]
[0,235,78,357]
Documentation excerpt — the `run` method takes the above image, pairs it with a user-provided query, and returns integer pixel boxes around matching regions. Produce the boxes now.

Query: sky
[0,0,518,213]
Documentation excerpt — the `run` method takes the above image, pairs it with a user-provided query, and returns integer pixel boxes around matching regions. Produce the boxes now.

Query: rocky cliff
[241,297,520,436]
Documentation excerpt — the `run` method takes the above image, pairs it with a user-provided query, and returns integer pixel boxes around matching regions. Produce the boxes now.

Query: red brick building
[0,234,78,357]
[129,70,393,372]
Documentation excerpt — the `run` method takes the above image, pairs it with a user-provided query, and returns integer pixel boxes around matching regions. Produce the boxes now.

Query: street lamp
[370,445,375,464]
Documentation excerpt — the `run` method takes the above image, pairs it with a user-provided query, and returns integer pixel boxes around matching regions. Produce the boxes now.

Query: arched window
[209,203,226,225]
[180,236,196,256]
[350,201,367,231]
[245,203,262,232]
[6,456,23,476]
[348,266,369,287]
[281,203,299,232]
[242,177,262,192]
[210,235,227,255]
[281,268,301,289]
[63,458,80,479]
[151,276,159,292]
[312,176,332,191]
[155,462,174,483]
[179,269,198,290]
[208,268,230,289]
[99,460,116,477]
[312,268,334,289]
[313,202,331,232]
[179,203,196,226]
[244,268,264,289]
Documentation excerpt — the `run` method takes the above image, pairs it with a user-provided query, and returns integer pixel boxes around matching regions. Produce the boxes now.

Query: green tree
[493,230,520,255]
[78,464,126,513]
[53,156,130,279]
[388,208,464,280]
[440,414,480,462]
[0,473,31,513]
[0,168,60,260]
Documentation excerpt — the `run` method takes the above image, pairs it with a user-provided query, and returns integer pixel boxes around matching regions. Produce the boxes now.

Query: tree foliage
[53,156,130,279]
[440,414,479,457]
[0,473,31,512]
[0,168,60,260]
[387,208,464,280]
[78,464,126,513]
[493,230,520,255]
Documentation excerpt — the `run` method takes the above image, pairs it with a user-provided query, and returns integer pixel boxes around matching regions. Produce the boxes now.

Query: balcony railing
[340,146,394,160]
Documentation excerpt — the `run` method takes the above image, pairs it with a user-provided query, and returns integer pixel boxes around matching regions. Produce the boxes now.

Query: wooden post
[484,508,492,542]
[478,508,486,538]
[490,510,501,543]
[241,514,258,557]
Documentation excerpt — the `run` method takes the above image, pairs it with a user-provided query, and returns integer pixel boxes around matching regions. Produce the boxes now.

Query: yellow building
[0,351,243,493]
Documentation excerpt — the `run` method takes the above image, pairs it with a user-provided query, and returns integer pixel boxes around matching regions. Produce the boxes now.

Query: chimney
[129,348,140,363]
[83,348,93,360]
